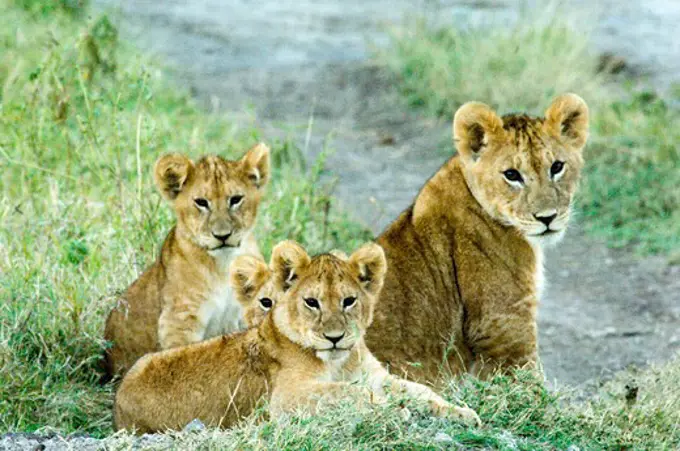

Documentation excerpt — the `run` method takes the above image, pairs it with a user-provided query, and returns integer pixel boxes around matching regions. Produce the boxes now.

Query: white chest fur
[199,245,250,339]
[200,281,246,338]
[526,237,546,299]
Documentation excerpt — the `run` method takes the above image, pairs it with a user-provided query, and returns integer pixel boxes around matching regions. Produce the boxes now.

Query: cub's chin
[526,228,566,248]
[316,349,351,363]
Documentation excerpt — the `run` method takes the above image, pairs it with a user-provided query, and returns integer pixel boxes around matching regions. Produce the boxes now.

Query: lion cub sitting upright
[366,94,590,383]
[102,143,270,379]
[113,241,480,433]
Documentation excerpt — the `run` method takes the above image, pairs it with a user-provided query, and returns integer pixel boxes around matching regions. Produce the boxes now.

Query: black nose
[212,232,232,242]
[323,333,345,346]
[534,213,557,227]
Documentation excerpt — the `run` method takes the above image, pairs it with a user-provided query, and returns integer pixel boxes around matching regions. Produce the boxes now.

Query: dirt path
[93,0,680,386]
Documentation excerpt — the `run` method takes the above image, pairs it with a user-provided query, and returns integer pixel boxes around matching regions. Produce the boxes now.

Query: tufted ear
[348,243,387,298]
[543,93,589,149]
[271,240,311,292]
[453,102,504,163]
[154,154,194,201]
[229,255,270,307]
[328,249,349,260]
[240,143,271,189]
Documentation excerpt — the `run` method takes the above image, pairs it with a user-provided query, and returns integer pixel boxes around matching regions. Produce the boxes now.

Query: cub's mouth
[210,242,238,251]
[209,237,243,251]
[317,346,352,352]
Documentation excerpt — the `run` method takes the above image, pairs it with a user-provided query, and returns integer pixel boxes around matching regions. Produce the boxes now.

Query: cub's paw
[428,398,481,426]
[428,398,451,417]
[367,389,388,406]
[448,406,482,427]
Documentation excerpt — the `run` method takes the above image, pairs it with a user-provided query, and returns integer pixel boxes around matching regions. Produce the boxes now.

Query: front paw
[428,399,481,426]
[448,405,481,427]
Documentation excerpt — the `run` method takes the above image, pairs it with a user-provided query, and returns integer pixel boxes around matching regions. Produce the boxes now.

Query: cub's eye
[194,198,210,209]
[229,195,244,207]
[342,297,357,309]
[304,298,320,310]
[503,169,524,183]
[259,297,273,310]
[550,161,565,177]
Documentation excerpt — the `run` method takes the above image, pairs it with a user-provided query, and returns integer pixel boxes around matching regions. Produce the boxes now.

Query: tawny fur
[365,94,589,383]
[102,143,270,379]
[113,242,480,433]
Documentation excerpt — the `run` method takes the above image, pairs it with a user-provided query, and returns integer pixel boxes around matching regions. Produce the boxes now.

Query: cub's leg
[157,297,207,349]
[269,380,375,416]
[384,376,480,425]
[361,350,480,425]
[467,297,538,379]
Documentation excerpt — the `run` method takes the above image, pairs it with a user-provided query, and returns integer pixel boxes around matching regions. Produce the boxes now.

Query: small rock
[597,52,628,74]
[398,406,412,422]
[589,326,617,338]
[433,432,453,444]
[377,133,396,146]
[182,418,206,433]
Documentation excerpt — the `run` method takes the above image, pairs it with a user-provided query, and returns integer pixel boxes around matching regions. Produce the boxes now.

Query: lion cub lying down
[114,241,480,433]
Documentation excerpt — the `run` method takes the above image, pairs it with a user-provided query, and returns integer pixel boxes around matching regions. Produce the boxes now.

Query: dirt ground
[93,0,680,388]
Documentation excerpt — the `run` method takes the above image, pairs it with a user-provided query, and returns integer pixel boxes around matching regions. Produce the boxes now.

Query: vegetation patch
[0,1,368,436]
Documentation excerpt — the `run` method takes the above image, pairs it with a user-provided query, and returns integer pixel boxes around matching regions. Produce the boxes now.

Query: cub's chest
[199,280,246,339]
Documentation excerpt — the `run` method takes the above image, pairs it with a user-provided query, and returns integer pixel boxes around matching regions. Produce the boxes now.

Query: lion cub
[102,143,270,379]
[366,94,590,382]
[113,241,480,433]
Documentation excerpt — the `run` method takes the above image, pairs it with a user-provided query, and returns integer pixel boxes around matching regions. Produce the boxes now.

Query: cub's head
[270,241,387,363]
[453,94,589,246]
[229,254,277,328]
[229,249,351,328]
[154,143,270,252]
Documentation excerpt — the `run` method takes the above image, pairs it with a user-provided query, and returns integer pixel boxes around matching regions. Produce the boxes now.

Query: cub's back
[367,205,470,383]
[114,327,272,433]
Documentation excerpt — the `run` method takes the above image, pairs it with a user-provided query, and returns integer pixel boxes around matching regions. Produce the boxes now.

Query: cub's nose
[323,332,345,346]
[212,232,232,242]
[534,212,557,227]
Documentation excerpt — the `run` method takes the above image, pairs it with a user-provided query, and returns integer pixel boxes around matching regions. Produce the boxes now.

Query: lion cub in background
[102,143,270,379]
[367,94,590,383]
[113,241,480,433]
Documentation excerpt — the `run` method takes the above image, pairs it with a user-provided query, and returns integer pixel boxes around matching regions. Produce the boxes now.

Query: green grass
[379,7,680,255]
[81,361,680,449]
[1,2,679,449]
[0,1,368,436]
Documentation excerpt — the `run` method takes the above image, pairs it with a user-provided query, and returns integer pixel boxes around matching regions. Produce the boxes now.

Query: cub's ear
[240,143,271,189]
[453,102,504,162]
[154,154,194,201]
[543,93,589,149]
[271,240,311,292]
[229,255,270,307]
[348,243,387,297]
